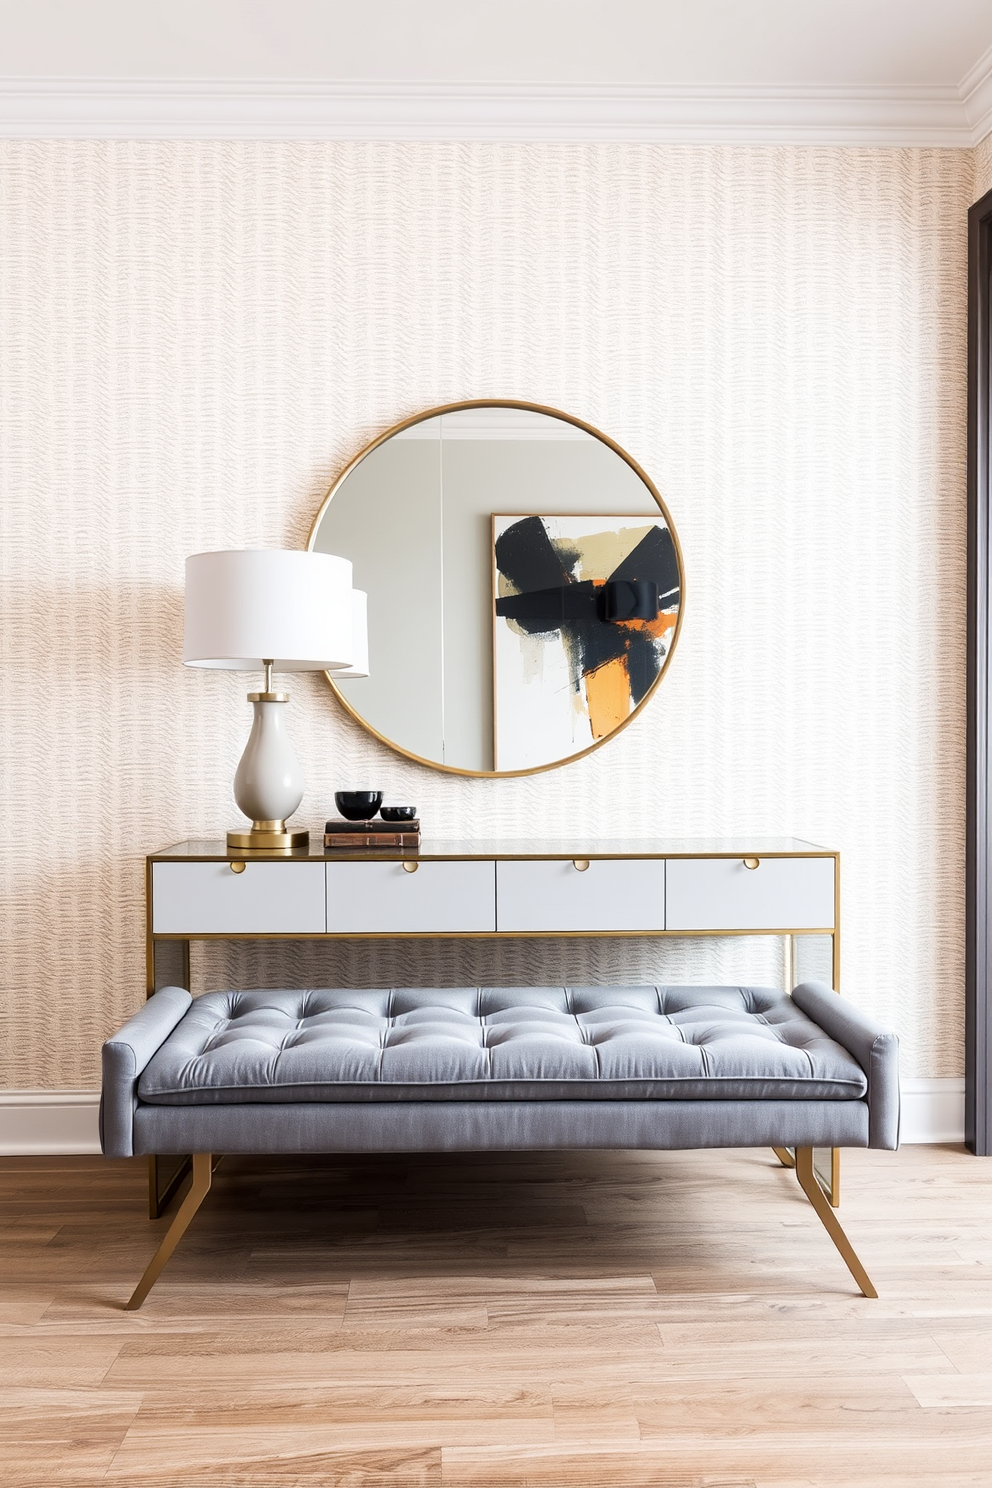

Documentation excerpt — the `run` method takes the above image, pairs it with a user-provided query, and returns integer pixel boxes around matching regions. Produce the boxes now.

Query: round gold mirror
[307,400,684,777]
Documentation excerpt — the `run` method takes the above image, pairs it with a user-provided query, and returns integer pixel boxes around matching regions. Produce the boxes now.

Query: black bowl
[380,805,417,822]
[334,790,383,821]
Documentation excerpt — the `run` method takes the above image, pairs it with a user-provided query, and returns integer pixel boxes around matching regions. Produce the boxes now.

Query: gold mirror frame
[306,399,686,778]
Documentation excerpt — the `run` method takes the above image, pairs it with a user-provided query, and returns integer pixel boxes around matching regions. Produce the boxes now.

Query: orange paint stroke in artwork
[584,656,630,739]
[582,607,678,739]
[624,610,678,642]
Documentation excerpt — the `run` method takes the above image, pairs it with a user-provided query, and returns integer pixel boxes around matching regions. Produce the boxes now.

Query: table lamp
[183,549,368,851]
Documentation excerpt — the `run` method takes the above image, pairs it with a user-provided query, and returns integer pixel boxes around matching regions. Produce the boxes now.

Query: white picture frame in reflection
[492,513,681,772]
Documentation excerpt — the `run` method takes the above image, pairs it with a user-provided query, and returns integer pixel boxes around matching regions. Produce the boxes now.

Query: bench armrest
[100,987,192,1157]
[791,980,899,1149]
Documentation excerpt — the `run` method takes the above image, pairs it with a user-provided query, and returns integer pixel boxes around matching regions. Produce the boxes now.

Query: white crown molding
[0,1080,965,1153]
[0,77,988,146]
[960,42,992,142]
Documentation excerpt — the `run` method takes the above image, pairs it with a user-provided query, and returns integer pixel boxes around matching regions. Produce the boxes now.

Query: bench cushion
[136,986,869,1106]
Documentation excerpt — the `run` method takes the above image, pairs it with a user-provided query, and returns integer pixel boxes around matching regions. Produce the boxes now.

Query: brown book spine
[324,833,421,849]
[324,819,421,833]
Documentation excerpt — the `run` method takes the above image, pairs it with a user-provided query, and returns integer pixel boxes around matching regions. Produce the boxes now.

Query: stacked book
[324,818,421,850]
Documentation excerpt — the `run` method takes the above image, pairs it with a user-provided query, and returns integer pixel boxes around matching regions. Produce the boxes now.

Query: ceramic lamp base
[227,822,309,851]
[229,693,308,852]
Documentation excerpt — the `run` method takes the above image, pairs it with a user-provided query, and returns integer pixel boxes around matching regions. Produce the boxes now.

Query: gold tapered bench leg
[774,1146,841,1206]
[126,1153,213,1310]
[794,1147,876,1298]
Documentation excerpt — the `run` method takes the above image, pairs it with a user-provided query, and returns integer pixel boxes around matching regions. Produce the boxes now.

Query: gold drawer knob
[572,859,590,872]
[743,856,760,870]
[230,860,247,874]
[402,861,419,873]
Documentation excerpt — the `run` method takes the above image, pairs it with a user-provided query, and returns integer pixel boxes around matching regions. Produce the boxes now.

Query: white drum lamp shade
[182,549,360,851]
[331,590,369,679]
[183,549,355,671]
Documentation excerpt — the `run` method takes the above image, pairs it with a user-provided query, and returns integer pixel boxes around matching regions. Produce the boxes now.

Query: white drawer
[495,858,666,932]
[665,856,835,931]
[326,860,496,933]
[152,862,327,935]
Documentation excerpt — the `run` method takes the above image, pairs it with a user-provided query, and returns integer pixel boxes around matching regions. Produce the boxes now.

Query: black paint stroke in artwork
[494,516,680,707]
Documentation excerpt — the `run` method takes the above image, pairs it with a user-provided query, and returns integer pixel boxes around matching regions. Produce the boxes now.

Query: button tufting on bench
[136,985,869,1108]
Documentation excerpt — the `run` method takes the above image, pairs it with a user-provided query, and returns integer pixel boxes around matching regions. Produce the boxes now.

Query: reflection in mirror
[309,405,682,775]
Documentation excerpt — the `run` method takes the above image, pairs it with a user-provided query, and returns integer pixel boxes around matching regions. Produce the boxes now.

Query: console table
[145,836,841,1212]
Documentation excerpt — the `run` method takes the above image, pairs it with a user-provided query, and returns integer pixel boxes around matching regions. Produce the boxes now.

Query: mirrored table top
[151,837,833,862]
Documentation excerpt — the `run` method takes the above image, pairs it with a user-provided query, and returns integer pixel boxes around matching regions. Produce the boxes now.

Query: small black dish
[380,805,417,822]
[334,790,383,821]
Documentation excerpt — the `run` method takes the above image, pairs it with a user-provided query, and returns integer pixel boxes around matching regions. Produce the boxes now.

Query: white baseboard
[899,1078,966,1145]
[0,1079,968,1155]
[0,1090,101,1155]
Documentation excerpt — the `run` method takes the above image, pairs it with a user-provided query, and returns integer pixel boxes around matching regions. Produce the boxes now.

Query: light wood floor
[2,1146,991,1487]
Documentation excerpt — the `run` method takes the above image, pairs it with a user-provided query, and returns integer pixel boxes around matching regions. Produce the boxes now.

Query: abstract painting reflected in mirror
[493,514,680,771]
[308,402,684,777]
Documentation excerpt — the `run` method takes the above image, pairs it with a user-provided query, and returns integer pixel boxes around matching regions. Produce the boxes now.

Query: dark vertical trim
[967,185,992,1155]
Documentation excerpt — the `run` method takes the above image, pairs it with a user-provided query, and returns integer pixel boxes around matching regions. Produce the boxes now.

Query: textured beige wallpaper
[0,141,972,1087]
[976,131,992,199]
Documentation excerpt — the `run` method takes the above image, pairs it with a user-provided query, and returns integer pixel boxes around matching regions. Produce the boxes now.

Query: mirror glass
[309,403,683,775]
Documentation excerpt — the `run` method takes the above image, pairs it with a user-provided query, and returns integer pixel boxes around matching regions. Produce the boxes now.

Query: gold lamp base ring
[227,821,309,851]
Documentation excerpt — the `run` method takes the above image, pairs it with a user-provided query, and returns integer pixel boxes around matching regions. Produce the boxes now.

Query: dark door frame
[967,184,992,1154]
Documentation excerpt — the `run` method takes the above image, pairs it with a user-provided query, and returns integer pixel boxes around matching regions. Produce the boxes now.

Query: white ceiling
[0,0,988,86]
[1,0,990,144]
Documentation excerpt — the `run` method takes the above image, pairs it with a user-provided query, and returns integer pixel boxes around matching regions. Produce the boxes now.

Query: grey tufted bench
[101,981,899,1307]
